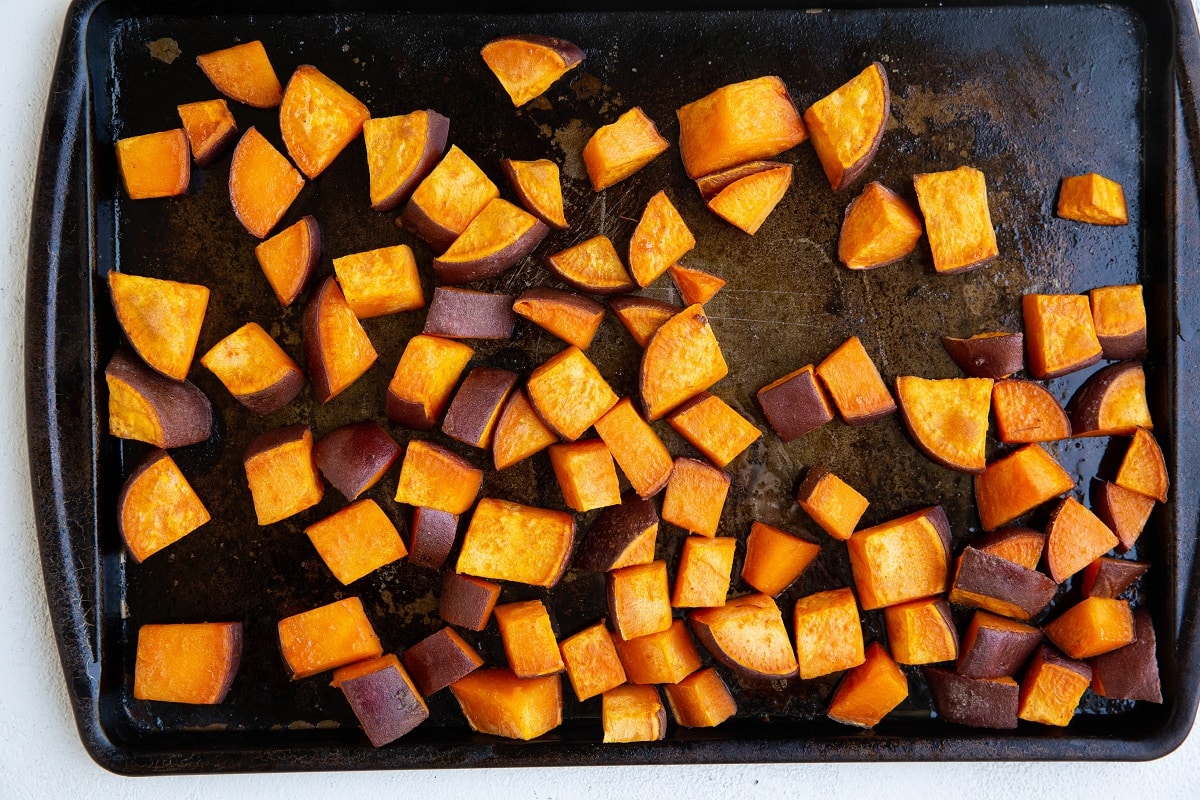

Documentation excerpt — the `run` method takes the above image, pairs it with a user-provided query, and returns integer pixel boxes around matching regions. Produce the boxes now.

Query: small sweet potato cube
[439,572,501,631]
[200,322,304,416]
[330,655,403,695]
[668,265,726,306]
[838,181,923,269]
[560,621,627,702]
[992,379,1072,443]
[667,392,761,468]
[1080,557,1149,599]
[609,295,677,346]
[664,667,737,728]
[229,127,305,239]
[582,107,669,191]
[1116,427,1169,503]
[431,197,549,286]
[363,110,449,212]
[386,334,474,430]
[792,587,865,679]
[442,367,519,449]
[495,600,565,678]
[883,597,957,665]
[493,389,558,470]
[575,492,659,572]
[742,521,820,597]
[105,349,211,449]
[407,507,458,570]
[1091,608,1162,702]
[1093,480,1156,551]
[119,450,210,563]
[948,546,1057,622]
[196,41,283,108]
[134,622,242,704]
[513,288,604,350]
[501,158,568,229]
[816,336,896,425]
[956,610,1042,679]
[608,560,672,640]
[796,467,869,541]
[1057,173,1128,225]
[913,166,998,273]
[401,627,484,696]
[177,99,236,167]
[593,398,674,498]
[277,597,382,680]
[847,506,951,610]
[304,499,407,585]
[629,191,695,288]
[332,244,423,319]
[401,145,499,252]
[691,593,798,679]
[974,444,1074,531]
[942,332,1025,380]
[757,364,835,441]
[641,304,729,421]
[707,164,793,235]
[1044,597,1134,659]
[303,276,378,403]
[827,641,908,728]
[925,669,1018,729]
[672,536,736,608]
[1067,361,1153,437]
[896,376,993,474]
[337,660,429,747]
[546,235,636,295]
[1018,645,1092,727]
[1045,497,1119,583]
[313,421,400,502]
[613,619,701,685]
[527,345,619,440]
[602,684,666,743]
[109,272,209,381]
[449,668,562,740]
[480,35,584,107]
[280,65,369,179]
[254,216,321,307]
[394,440,483,515]
[549,439,621,512]
[661,457,730,537]
[974,526,1046,571]
[1090,284,1147,359]
[243,425,323,525]
[115,129,190,200]
[803,63,889,191]
[456,498,575,587]
[1022,293,1103,379]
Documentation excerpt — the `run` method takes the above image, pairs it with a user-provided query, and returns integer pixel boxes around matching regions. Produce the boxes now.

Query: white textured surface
[1,2,1197,797]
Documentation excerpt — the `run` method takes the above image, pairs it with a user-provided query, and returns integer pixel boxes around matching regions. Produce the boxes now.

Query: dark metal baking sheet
[25,0,1200,773]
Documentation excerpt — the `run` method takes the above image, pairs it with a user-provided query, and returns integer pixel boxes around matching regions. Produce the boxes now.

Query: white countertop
[2,2,1196,797]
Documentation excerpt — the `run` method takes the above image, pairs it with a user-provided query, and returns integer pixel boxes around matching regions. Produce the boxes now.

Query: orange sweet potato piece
[826,641,908,728]
[1045,496,1119,583]
[804,63,889,191]
[546,235,636,295]
[668,264,726,306]
[757,363,835,441]
[1116,427,1169,502]
[394,440,483,515]
[513,288,604,349]
[303,276,378,403]
[1043,597,1134,659]
[575,492,659,572]
[229,127,305,239]
[706,163,793,235]
[362,110,449,211]
[883,597,957,665]
[641,304,729,420]
[661,457,730,537]
[196,41,283,108]
[200,322,304,416]
[992,379,1072,443]
[796,467,870,541]
[741,521,821,597]
[1057,173,1128,225]
[667,392,761,468]
[1089,284,1147,360]
[386,334,474,431]
[672,535,736,608]
[613,619,702,685]
[609,295,678,346]
[432,197,549,285]
[691,593,797,679]
[629,191,695,288]
[105,350,212,449]
[254,215,320,307]
[119,450,210,563]
[974,527,1046,571]
[895,375,993,474]
[792,587,866,679]
[1094,480,1156,551]
[449,668,562,740]
[1017,645,1092,726]
[134,622,242,704]
[560,621,626,702]
[242,425,324,525]
[277,597,382,680]
[401,145,499,252]
[608,560,672,640]
[177,99,237,167]
[815,336,896,425]
[456,498,575,587]
[847,506,951,610]
[582,107,669,191]
[838,181,923,269]
[115,129,190,200]
[526,345,619,440]
[913,166,998,273]
[480,35,584,107]
[332,244,424,319]
[109,272,209,381]
[1066,361,1153,437]
[304,499,407,585]
[493,388,558,470]
[501,158,568,229]
[602,684,666,743]
[974,444,1074,531]
[280,65,370,179]
[549,438,621,512]
[495,600,565,679]
[593,398,674,498]
[1022,293,1103,379]
[664,667,737,728]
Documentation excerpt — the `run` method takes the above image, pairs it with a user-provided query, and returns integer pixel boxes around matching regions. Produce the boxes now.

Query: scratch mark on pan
[706,315,820,329]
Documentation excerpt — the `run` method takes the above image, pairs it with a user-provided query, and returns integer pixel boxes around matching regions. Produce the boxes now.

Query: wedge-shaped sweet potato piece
[1116,427,1169,502]
[303,276,378,403]
[1093,480,1156,551]
[549,438,621,512]
[254,215,320,307]
[827,641,908,728]
[896,376,993,474]
[501,158,568,229]
[974,444,1074,531]
[796,467,869,542]
[280,65,370,179]
[196,41,282,108]
[593,397,674,498]
[305,499,407,585]
[442,367,519,449]
[694,160,782,200]
[277,597,382,680]
[1091,608,1162,702]
[974,526,1046,571]
[943,333,1024,380]
[742,521,820,597]
[956,610,1042,679]
[527,345,618,440]
[433,197,549,285]
[758,364,835,441]
[609,295,677,346]
[1045,497,1119,583]
[456,498,575,587]
[661,457,730,537]
[608,560,672,640]
[574,491,659,572]
[992,379,1071,443]
[115,129,190,200]
[243,425,324,525]
[134,622,242,704]
[629,191,695,288]
[664,667,737,728]
[804,63,889,191]
[229,127,305,239]
[838,181,923,269]
[667,392,761,468]
[546,235,636,295]
[402,627,484,697]
[1022,293,1103,379]
[513,288,604,349]
[614,619,701,685]
[495,600,565,679]
[177,100,236,167]
[602,684,666,743]
[691,593,798,679]
[314,421,400,502]
[1017,645,1092,727]
[337,658,429,747]
[401,145,499,252]
[105,349,212,448]
[1067,361,1152,437]
[1057,172,1128,225]
[407,507,458,570]
[200,322,304,415]
[394,439,483,515]
[672,536,736,608]
[707,163,793,235]
[386,334,474,430]
[582,107,669,191]
[333,244,423,319]
[884,597,957,666]
[480,35,584,106]
[925,669,1018,729]
[641,304,729,421]
[449,668,562,740]
[816,336,896,425]
[1080,557,1149,599]
[119,450,210,563]
[560,621,626,702]
[847,506,951,610]
[948,546,1057,622]
[668,265,725,306]
[913,166,998,274]
[363,110,449,211]
[1089,284,1147,360]
[1044,597,1134,659]
[493,388,558,470]
[109,272,209,381]
[440,571,501,631]
[792,587,866,679]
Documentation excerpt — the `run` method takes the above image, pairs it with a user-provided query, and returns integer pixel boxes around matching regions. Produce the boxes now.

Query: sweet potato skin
[105,349,212,448]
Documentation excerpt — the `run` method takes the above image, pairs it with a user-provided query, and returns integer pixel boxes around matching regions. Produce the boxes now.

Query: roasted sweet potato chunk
[109,272,209,382]
[664,667,737,728]
[527,345,618,440]
[394,440,483,515]
[758,364,835,441]
[407,507,458,570]
[691,593,797,679]
[838,181,923,269]
[456,498,575,587]
[661,457,730,537]
[1022,293,1103,379]
[609,295,677,346]
[495,600,565,678]
[629,191,695,288]
[254,215,321,307]
[582,107,669,191]
[677,76,805,179]
[492,388,558,470]
[280,65,370,179]
[549,438,621,512]
[992,379,1071,443]
[229,127,305,239]
[1045,497,1119,584]
[513,288,604,350]
[439,571,501,631]
[948,546,1057,622]
[593,398,673,498]
[694,160,783,200]
[243,425,324,525]
[337,658,429,747]
[115,129,191,200]
[134,622,242,704]
[432,198,549,285]
[402,627,484,696]
[1044,597,1134,659]
[1116,427,1169,502]
[119,450,210,563]
[796,467,869,542]
[925,669,1018,730]
[313,421,400,502]
[805,63,889,191]
[177,99,237,167]
[442,367,519,449]
[613,619,701,685]
[332,244,423,319]
[303,276,378,403]
[1091,608,1162,702]
[1067,361,1153,437]
[896,376,993,474]
[913,165,998,273]
[815,336,896,425]
[386,334,474,430]
[1018,645,1092,727]
[974,526,1046,571]
[401,145,499,252]
[883,597,957,665]
[1057,172,1128,225]
[575,492,659,572]
[1080,557,1149,599]
[1093,480,1156,551]
[668,265,726,306]
[602,685,666,743]
[956,610,1042,679]
[363,110,449,211]
[425,284,513,336]
[277,597,382,680]
[449,668,562,740]
[501,158,568,229]
[742,521,820,597]
[105,349,212,449]
[608,560,672,640]
[792,587,866,679]
[196,41,282,108]
[546,235,636,295]
[942,332,1024,380]
[826,641,908,728]
[480,35,584,107]
[672,536,736,608]
[560,621,626,702]
[641,304,729,421]
[974,444,1074,531]
[667,392,760,468]
[706,163,793,235]
[847,506,950,610]
[1089,284,1147,360]
[200,322,304,415]
[305,499,407,585]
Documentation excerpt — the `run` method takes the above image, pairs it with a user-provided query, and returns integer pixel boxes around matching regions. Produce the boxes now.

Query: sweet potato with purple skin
[200,322,304,416]
[303,276,378,404]
[1089,284,1147,360]
[1044,496,1119,584]
[956,610,1042,679]
[439,571,501,631]
[1090,608,1162,702]
[363,110,449,212]
[115,129,191,200]
[177,99,237,167]
[441,367,519,449]
[243,425,324,525]
[196,41,282,109]
[401,145,499,252]
[973,526,1046,571]
[895,375,993,474]
[229,127,305,239]
[641,304,729,421]
[948,546,1057,622]
[609,295,678,347]
[1092,480,1156,551]
[513,288,605,350]
[1115,427,1169,503]
[402,627,484,696]
[501,159,568,229]
[134,622,243,705]
[338,660,429,747]
[804,63,889,191]
[407,507,458,570]
[313,421,400,501]
[992,379,1072,444]
[925,668,1018,729]
[109,272,209,382]
[690,593,798,679]
[574,491,659,572]
[757,364,835,442]
[1018,644,1092,726]
[254,216,321,307]
[546,236,637,295]
[119,449,211,563]
[105,349,212,448]
[480,35,584,107]
[1066,361,1153,437]
[386,334,474,431]
[941,333,1024,379]
[1080,557,1149,599]
[433,198,549,285]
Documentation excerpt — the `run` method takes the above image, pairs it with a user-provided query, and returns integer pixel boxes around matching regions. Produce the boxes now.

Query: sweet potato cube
[119,450,210,563]
[337,660,429,747]
[177,99,236,167]
[691,593,798,679]
[641,304,729,421]
[394,440,482,515]
[134,622,242,704]
[974,526,1046,571]
[974,444,1074,531]
[826,641,908,728]
[493,388,558,470]
[661,457,730,537]
[791,587,865,679]
[992,379,1072,443]
[560,621,626,702]
[402,627,484,696]
[883,597,957,665]
[816,336,896,425]
[1116,427,1169,502]
[1080,557,1149,599]
[913,166,998,273]
[664,667,736,727]
[1057,172,1128,225]
[456,498,575,587]
[402,145,499,252]
[332,244,423,319]
[672,536,736,608]
[593,398,674,498]
[277,597,382,680]
[432,197,549,285]
[942,332,1025,380]
[196,41,283,108]
[838,181,923,269]
[200,322,304,416]
[280,65,369,179]
[847,506,951,610]
[449,668,562,740]
[549,439,621,512]
[1094,480,1156,551]
[546,235,636,295]
[575,492,659,572]
[363,110,449,212]
[1022,293,1103,379]
[1091,608,1162,702]
[105,349,212,449]
[677,76,805,180]
[1045,497,1119,583]
[925,669,1018,729]
[254,215,321,307]
[896,376,993,474]
[1018,645,1092,727]
[243,425,323,525]
[629,191,695,288]
[527,345,618,440]
[742,521,820,597]
[948,546,1057,622]
[796,467,870,541]
[602,684,666,743]
[607,560,672,640]
[804,63,890,190]
[439,572,501,631]
[513,288,604,350]
[386,334,474,430]
[613,619,701,685]
[330,654,403,693]
[304,277,378,403]
[1089,284,1147,359]
[425,290,513,343]
[407,507,458,570]
[757,364,835,441]
[229,127,305,239]
[313,421,400,502]
[115,129,190,200]
[109,272,209,382]
[304,499,407,585]
[1044,597,1134,659]
[1067,361,1153,437]
[609,295,677,346]
[480,35,584,107]
[442,367,519,450]
[667,392,760,469]
[706,163,793,235]
[495,600,565,678]
[501,158,568,229]
[956,610,1042,679]
[582,107,669,191]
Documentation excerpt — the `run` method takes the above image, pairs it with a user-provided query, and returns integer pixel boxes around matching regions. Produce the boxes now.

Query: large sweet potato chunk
[502,158,568,229]
[456,498,575,587]
[549,439,621,512]
[574,492,659,572]
[895,376,993,474]
[424,287,515,340]
[433,197,549,285]
[134,622,242,704]
[280,65,370,179]
[956,611,1042,679]
[691,593,797,679]
[196,41,283,108]
[974,526,1046,571]
[386,334,474,430]
[200,322,304,416]
[402,628,484,696]
[838,181,923,269]
[1057,172,1128,225]
[394,440,483,515]
[1067,361,1153,438]
[883,597,957,665]
[254,216,321,307]
[758,364,835,441]
[667,392,761,468]
[560,621,626,702]
[672,535,736,608]
[1089,284,1147,359]
[913,165,998,273]
[602,685,666,743]
[613,619,701,685]
[661,457,730,537]
[305,499,407,585]
[925,669,1018,729]
[804,63,889,191]
[792,587,866,679]
[243,425,324,525]
[1044,497,1119,583]
[1017,645,1091,727]
[337,659,429,747]
[826,641,908,728]
[513,288,604,350]
[582,107,669,191]
[629,191,695,288]
[992,379,1072,443]
[401,145,499,252]
[440,572,501,631]
[1022,293,1103,379]
[941,332,1025,380]
[1091,608,1162,702]
[1116,427,1169,502]
[593,397,674,498]
[441,367,519,449]
[607,560,672,640]
[815,336,896,425]
[495,600,565,678]
[109,272,209,382]
[229,127,305,239]
[277,597,382,680]
[1043,597,1134,659]
[741,521,820,597]
[119,450,211,563]
[527,345,619,440]
[948,546,1057,622]
[847,506,951,610]
[974,444,1074,531]
[480,35,584,107]
[115,129,190,199]
[105,349,211,448]
[664,667,736,728]
[363,110,449,211]
[313,421,400,501]
[449,668,562,740]
[1094,480,1156,552]
[332,244,424,319]
[641,304,728,421]
[706,163,793,235]
[303,276,378,403]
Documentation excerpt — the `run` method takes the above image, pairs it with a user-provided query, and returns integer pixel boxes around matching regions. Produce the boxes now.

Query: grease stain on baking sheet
[895,80,1004,137]
[147,38,181,64]
[553,119,592,182]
